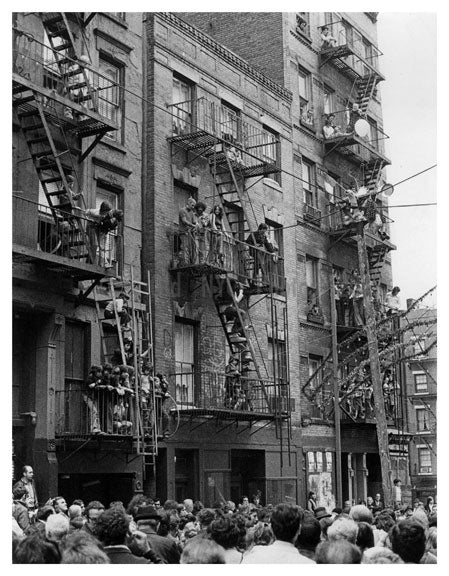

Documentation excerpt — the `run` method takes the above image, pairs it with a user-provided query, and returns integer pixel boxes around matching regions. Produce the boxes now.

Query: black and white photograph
[9,4,439,565]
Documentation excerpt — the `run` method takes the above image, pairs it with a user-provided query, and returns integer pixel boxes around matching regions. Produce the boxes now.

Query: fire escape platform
[169,132,281,179]
[320,46,385,83]
[13,75,117,138]
[177,406,289,422]
[328,225,396,251]
[13,243,115,281]
[324,132,391,166]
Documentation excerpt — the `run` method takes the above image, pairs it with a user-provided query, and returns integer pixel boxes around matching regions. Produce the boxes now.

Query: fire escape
[167,97,292,464]
[314,18,401,503]
[12,14,117,287]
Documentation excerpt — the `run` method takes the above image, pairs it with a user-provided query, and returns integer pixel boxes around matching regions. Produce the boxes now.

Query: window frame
[174,318,198,407]
[98,53,124,142]
[95,183,123,273]
[414,372,428,393]
[417,447,432,474]
[306,256,319,306]
[301,158,316,207]
[416,408,430,432]
[172,74,193,136]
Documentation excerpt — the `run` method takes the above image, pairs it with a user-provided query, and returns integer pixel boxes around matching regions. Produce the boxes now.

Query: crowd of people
[12,467,437,564]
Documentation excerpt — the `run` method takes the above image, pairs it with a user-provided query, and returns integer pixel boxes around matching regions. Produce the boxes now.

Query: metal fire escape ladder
[14,93,95,263]
[41,13,96,109]
[356,71,378,115]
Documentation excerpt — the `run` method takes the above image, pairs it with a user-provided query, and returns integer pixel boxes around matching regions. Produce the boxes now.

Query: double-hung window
[98,56,122,140]
[416,408,430,432]
[306,256,319,305]
[298,69,313,127]
[418,447,432,474]
[172,75,192,136]
[302,159,316,206]
[414,373,428,393]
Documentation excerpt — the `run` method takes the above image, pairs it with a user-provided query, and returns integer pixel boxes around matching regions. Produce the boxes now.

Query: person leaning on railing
[85,201,123,267]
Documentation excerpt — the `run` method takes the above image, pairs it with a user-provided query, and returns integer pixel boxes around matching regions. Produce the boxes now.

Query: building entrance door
[231,449,265,505]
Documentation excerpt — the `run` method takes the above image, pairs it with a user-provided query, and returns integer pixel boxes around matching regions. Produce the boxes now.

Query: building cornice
[157,12,293,103]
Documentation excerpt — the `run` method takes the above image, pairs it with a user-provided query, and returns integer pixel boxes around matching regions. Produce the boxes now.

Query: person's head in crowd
[256,507,271,523]
[327,517,358,544]
[428,514,437,528]
[355,521,374,552]
[349,504,373,524]
[233,513,250,550]
[389,518,426,563]
[183,499,194,514]
[332,507,342,516]
[270,503,303,544]
[192,500,204,515]
[367,496,373,507]
[36,505,55,523]
[315,540,362,564]
[60,531,110,564]
[72,499,85,513]
[252,521,275,546]
[362,547,404,564]
[157,510,171,536]
[314,507,331,521]
[319,516,334,540]
[227,500,236,513]
[134,504,162,533]
[46,513,70,543]
[68,504,83,520]
[126,494,148,518]
[427,526,437,553]
[52,496,68,515]
[412,508,429,530]
[163,499,178,511]
[13,485,28,503]
[296,511,321,551]
[94,507,130,547]
[85,500,105,531]
[109,501,126,513]
[182,521,199,541]
[374,510,396,533]
[208,517,240,550]
[180,537,226,564]
[13,534,61,564]
[197,508,216,531]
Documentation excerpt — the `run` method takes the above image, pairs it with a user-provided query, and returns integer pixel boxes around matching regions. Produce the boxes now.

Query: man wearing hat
[315,507,332,521]
[134,505,181,564]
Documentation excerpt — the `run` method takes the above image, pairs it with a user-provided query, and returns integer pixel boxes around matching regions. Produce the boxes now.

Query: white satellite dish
[354,118,370,138]
[381,183,395,197]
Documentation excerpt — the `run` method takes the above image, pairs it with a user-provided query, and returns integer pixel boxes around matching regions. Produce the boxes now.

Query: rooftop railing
[13,194,120,271]
[170,370,293,416]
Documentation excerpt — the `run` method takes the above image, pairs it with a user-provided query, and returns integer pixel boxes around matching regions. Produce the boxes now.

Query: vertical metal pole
[357,226,392,506]
[130,267,142,455]
[329,267,343,507]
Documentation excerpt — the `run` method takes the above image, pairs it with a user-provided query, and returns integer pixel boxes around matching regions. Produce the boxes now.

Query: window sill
[263,178,282,192]
[417,472,433,476]
[295,27,313,45]
[99,137,127,155]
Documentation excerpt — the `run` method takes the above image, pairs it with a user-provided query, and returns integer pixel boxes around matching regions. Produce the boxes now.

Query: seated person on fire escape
[322,114,342,139]
[320,25,337,49]
[111,336,134,367]
[194,201,210,264]
[104,291,132,333]
[245,223,279,287]
[178,197,198,265]
[209,205,225,265]
[85,201,123,267]
[382,369,396,418]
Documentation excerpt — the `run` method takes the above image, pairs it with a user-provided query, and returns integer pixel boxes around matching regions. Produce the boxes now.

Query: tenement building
[12,12,403,508]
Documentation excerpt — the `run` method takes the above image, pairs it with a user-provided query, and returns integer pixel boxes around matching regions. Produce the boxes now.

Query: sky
[377,13,437,309]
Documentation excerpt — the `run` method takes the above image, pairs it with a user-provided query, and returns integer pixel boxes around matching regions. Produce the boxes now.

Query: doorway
[231,449,265,505]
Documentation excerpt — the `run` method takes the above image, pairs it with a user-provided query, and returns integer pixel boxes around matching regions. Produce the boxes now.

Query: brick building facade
[13,12,401,509]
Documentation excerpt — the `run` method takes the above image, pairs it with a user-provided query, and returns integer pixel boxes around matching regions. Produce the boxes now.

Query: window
[418,447,432,474]
[308,355,322,392]
[96,186,121,272]
[296,13,310,37]
[174,180,197,225]
[412,337,426,357]
[174,320,196,405]
[172,75,192,136]
[220,101,241,143]
[323,86,334,116]
[302,159,316,206]
[63,321,88,434]
[416,408,430,432]
[265,220,285,290]
[414,373,428,393]
[367,118,379,150]
[261,125,280,184]
[306,256,318,305]
[267,338,287,382]
[298,69,313,127]
[98,56,122,141]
